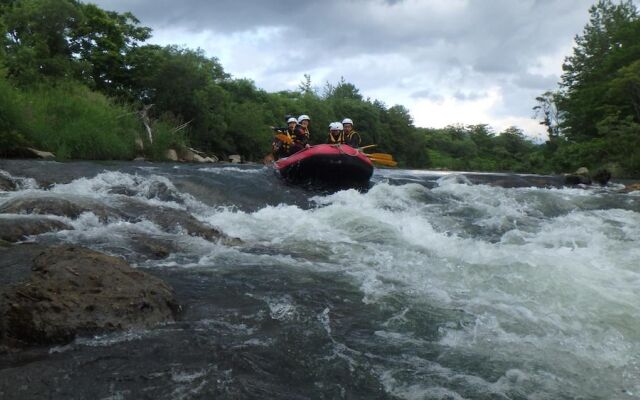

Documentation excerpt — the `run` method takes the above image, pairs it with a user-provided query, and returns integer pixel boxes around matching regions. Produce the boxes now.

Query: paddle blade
[274,133,293,144]
[369,157,398,167]
[366,152,394,161]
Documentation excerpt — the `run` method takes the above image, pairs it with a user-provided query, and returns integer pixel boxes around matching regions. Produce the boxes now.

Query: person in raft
[291,114,311,153]
[327,122,345,144]
[271,116,299,160]
[342,118,361,148]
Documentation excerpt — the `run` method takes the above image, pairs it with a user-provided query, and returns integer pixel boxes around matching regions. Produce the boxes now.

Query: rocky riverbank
[0,165,240,352]
[0,245,179,349]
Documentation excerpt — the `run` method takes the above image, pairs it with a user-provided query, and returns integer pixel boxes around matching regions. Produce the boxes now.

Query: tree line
[0,0,638,176]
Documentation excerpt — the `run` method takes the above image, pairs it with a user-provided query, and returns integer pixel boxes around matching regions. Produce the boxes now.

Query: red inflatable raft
[274,144,373,187]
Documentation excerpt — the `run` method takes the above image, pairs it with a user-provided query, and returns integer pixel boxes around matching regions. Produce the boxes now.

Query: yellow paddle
[364,148,397,167]
[367,153,394,161]
[274,133,293,145]
[369,157,398,167]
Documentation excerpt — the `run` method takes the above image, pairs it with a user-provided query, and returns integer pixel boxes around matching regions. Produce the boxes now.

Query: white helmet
[329,122,343,131]
[297,114,310,123]
[342,118,353,125]
[287,117,297,124]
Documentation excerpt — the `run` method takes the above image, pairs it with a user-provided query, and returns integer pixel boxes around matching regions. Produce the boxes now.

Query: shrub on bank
[0,75,31,155]
[18,82,138,160]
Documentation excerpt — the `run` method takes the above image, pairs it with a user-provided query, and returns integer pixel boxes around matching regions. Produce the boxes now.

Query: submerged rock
[592,168,612,186]
[0,216,73,242]
[0,246,178,347]
[0,195,124,222]
[0,174,16,192]
[564,167,592,185]
[128,234,179,260]
[113,197,230,241]
[622,182,640,193]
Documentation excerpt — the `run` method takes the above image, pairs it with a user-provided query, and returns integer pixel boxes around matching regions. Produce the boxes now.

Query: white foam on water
[203,180,640,399]
[48,170,198,211]
[4,167,640,398]
[0,169,39,191]
[198,166,266,174]
[263,295,298,321]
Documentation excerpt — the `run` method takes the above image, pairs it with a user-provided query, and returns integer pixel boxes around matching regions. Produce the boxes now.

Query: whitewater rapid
[1,161,639,399]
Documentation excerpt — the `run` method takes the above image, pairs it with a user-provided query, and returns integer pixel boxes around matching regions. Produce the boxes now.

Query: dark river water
[1,160,639,399]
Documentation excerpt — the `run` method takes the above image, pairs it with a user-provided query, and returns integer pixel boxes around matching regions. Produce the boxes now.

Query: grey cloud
[514,73,559,90]
[410,89,444,102]
[453,90,487,101]
[91,0,602,127]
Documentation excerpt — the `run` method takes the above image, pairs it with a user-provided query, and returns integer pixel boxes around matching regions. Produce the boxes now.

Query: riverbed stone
[0,195,123,222]
[564,167,592,185]
[621,182,640,193]
[25,147,55,160]
[592,168,612,185]
[166,149,179,161]
[0,216,73,242]
[0,175,16,191]
[0,245,179,347]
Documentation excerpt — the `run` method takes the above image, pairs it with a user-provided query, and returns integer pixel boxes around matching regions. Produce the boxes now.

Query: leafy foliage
[1,0,638,176]
[536,0,640,176]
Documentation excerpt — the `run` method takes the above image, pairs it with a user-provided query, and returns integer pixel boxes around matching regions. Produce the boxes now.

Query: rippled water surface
[1,160,639,399]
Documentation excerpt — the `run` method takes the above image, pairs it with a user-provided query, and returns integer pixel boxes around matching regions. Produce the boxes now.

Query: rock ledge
[0,246,179,347]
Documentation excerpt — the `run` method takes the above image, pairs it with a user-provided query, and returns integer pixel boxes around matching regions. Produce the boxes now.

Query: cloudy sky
[93,0,628,139]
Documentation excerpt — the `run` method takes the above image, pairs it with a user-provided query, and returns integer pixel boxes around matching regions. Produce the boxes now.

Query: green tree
[2,0,81,83]
[558,0,639,140]
[70,2,151,96]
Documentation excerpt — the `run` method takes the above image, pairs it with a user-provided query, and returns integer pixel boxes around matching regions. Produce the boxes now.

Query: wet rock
[564,167,592,185]
[564,174,591,185]
[107,181,183,203]
[192,154,207,162]
[0,246,178,347]
[575,167,590,176]
[621,182,640,193]
[0,174,17,192]
[181,148,195,162]
[146,181,183,203]
[229,155,242,163]
[0,195,123,222]
[166,149,178,161]
[141,207,224,240]
[25,147,55,160]
[107,185,137,197]
[129,234,178,259]
[0,244,47,286]
[113,197,229,241]
[0,216,73,242]
[592,168,612,186]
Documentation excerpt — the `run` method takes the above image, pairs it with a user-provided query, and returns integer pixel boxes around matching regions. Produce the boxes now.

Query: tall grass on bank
[1,74,188,161]
[19,81,139,160]
[0,75,30,155]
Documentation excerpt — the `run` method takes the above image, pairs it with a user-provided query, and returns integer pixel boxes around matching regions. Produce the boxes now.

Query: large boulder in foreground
[0,246,178,347]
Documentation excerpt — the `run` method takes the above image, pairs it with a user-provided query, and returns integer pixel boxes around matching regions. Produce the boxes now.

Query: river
[1,160,639,399]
